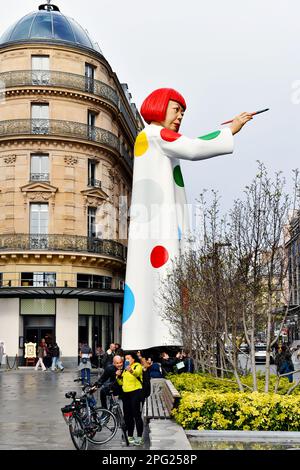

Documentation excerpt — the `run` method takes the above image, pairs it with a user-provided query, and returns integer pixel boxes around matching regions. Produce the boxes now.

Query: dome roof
[0,3,101,53]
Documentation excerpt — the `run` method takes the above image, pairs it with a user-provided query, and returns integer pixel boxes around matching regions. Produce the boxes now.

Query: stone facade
[0,7,142,366]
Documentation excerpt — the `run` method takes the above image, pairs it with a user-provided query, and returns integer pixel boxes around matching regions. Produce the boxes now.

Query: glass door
[31,103,49,134]
[85,63,95,93]
[30,203,49,249]
[87,111,96,140]
[32,55,50,85]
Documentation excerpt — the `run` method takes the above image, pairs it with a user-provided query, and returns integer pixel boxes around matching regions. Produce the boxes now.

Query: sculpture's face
[160,100,185,132]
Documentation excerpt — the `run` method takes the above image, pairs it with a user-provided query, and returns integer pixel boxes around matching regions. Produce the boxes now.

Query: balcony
[0,271,124,300]
[0,69,138,138]
[0,234,127,261]
[1,69,119,105]
[30,172,50,182]
[0,117,119,147]
[0,118,133,168]
[88,178,102,189]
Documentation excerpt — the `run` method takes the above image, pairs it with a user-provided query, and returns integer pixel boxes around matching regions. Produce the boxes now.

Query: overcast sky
[1,0,299,215]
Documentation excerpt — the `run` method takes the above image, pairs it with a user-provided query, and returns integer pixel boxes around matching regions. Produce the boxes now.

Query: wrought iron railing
[119,99,138,138]
[0,118,119,150]
[0,70,119,106]
[0,118,133,168]
[0,234,127,261]
[120,144,133,169]
[88,178,102,188]
[0,272,117,290]
[30,172,49,181]
[0,69,138,137]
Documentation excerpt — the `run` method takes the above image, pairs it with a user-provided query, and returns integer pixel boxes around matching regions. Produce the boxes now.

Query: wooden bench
[143,378,180,420]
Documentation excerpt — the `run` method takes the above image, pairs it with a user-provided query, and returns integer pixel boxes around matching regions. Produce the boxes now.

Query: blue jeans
[51,357,63,370]
[81,368,90,385]
[279,362,294,383]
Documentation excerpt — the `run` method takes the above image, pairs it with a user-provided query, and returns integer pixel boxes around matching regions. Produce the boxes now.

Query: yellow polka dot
[134,132,149,157]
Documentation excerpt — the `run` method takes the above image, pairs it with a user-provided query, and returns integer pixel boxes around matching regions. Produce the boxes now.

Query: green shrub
[172,390,300,430]
[168,373,300,430]
[168,372,300,395]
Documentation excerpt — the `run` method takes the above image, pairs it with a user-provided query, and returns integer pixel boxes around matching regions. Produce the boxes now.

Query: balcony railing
[30,172,49,182]
[0,118,119,149]
[0,69,138,138]
[0,118,133,168]
[1,70,119,106]
[0,234,127,261]
[88,178,102,188]
[0,273,116,289]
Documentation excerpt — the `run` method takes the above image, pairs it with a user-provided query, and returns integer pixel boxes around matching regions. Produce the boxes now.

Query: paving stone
[0,370,149,451]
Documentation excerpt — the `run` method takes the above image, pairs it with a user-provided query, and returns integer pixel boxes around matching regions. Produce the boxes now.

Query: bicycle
[106,388,129,446]
[61,379,117,449]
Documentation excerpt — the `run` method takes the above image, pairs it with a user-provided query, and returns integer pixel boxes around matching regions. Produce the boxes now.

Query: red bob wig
[140,88,186,124]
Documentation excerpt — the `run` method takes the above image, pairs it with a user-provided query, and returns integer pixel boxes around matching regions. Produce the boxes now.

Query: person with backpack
[116,351,144,446]
[136,351,152,401]
[78,340,92,385]
[146,356,163,378]
[51,342,64,371]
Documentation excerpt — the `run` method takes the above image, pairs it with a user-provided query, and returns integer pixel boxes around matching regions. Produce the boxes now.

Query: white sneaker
[134,437,144,446]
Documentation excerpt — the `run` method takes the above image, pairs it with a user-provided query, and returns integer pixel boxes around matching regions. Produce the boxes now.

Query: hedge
[168,373,300,430]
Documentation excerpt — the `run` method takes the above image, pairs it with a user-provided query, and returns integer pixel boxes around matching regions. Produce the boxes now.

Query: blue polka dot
[122,284,135,323]
[178,226,182,241]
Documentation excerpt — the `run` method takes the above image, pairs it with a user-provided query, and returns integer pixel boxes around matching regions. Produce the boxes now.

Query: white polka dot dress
[122,124,234,350]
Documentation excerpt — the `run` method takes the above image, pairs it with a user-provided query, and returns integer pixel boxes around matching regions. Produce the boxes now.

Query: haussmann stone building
[0,2,142,367]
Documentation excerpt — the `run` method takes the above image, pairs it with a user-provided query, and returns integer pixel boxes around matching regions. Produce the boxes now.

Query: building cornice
[0,251,125,269]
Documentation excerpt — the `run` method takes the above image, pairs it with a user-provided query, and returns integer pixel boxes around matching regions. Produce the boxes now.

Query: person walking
[0,342,4,368]
[35,340,47,371]
[95,345,105,369]
[275,344,294,383]
[181,350,195,373]
[51,342,64,371]
[117,351,144,446]
[78,340,92,385]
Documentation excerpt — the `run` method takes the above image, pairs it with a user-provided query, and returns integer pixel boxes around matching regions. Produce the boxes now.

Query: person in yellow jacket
[116,351,144,446]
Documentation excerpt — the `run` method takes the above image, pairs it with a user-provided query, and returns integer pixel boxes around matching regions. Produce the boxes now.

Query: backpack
[138,368,151,399]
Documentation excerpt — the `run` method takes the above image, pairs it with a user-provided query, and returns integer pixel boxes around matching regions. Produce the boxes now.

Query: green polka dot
[173,165,184,187]
[198,130,221,140]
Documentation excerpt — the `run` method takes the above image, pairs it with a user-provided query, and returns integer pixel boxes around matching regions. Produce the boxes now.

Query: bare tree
[160,163,300,394]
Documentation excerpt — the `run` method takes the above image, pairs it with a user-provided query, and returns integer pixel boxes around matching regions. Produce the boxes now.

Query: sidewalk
[0,369,149,450]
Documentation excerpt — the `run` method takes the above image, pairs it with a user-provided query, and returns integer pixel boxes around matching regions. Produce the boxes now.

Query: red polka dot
[150,246,169,268]
[160,128,182,142]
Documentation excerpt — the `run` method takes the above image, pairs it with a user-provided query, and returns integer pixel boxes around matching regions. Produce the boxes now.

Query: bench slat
[143,378,180,420]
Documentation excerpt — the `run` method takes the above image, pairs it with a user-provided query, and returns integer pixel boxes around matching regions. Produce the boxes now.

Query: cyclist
[116,351,144,446]
[95,355,124,409]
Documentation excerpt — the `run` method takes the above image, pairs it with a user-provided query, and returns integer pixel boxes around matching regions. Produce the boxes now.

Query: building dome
[0,2,101,53]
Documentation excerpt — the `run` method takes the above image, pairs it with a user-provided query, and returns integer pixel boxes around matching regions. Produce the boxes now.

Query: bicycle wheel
[116,405,129,446]
[86,407,117,445]
[69,415,88,450]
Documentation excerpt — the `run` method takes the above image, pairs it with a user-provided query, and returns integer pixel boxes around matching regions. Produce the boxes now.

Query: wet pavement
[0,369,148,451]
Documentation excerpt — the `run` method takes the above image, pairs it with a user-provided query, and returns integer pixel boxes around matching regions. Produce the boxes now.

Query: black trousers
[122,389,144,437]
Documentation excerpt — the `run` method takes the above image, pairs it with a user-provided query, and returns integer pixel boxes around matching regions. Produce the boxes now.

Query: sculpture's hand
[230,112,253,135]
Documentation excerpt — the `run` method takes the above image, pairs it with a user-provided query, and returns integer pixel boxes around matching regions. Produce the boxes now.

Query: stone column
[0,298,19,362]
[56,298,78,368]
